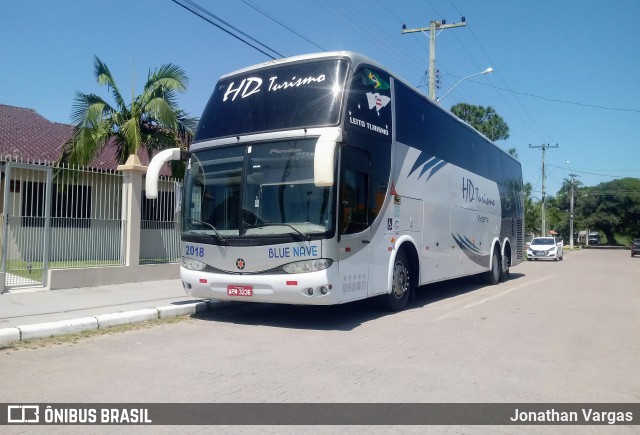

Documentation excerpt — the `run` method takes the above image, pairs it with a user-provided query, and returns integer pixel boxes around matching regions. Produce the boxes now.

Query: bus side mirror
[146,148,183,199]
[314,128,342,187]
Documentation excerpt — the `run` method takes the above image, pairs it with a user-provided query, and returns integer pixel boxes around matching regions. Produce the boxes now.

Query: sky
[2,0,639,197]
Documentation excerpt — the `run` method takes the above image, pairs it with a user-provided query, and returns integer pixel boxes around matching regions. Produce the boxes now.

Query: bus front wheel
[381,251,413,311]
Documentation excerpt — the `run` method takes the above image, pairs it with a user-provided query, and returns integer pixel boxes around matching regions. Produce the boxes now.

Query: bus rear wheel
[382,251,412,311]
[499,253,510,282]
[484,249,500,285]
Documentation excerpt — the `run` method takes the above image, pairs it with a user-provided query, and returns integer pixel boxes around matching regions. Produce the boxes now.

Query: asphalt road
[1,249,639,434]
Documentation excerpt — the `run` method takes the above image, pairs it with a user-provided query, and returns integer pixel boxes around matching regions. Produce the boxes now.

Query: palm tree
[60,56,197,168]
[558,176,583,197]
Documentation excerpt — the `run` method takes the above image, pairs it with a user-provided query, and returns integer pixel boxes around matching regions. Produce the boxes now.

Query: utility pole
[569,173,578,249]
[529,143,558,236]
[401,18,466,101]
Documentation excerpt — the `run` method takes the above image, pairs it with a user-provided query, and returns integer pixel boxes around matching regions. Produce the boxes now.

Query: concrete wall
[48,263,179,290]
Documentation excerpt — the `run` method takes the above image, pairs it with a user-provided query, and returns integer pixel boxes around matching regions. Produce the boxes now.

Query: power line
[401,19,466,101]
[239,0,327,52]
[547,164,640,179]
[422,0,557,148]
[472,80,640,113]
[447,0,554,144]
[170,0,283,60]
[370,0,468,91]
[318,1,425,81]
[558,166,640,173]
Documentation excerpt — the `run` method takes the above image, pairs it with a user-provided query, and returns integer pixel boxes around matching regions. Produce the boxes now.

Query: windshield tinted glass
[196,59,350,140]
[532,238,554,245]
[242,140,333,235]
[183,139,334,242]
[183,146,243,236]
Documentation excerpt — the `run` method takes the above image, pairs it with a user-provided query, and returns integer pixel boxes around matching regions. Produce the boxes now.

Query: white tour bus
[146,51,524,311]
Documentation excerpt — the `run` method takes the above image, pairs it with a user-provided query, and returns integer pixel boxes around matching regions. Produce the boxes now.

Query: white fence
[140,177,181,264]
[0,158,181,289]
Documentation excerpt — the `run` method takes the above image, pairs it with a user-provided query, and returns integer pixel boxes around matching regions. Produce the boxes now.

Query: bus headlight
[282,259,333,274]
[182,257,207,271]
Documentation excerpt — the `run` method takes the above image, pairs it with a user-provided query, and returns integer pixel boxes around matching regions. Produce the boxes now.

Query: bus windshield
[183,139,334,243]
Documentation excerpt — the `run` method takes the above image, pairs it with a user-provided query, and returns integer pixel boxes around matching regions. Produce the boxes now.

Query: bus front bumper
[180,264,342,305]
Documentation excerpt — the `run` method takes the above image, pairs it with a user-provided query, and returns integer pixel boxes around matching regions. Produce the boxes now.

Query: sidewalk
[0,280,210,346]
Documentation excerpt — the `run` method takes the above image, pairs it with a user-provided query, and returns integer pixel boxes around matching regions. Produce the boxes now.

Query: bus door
[337,146,372,302]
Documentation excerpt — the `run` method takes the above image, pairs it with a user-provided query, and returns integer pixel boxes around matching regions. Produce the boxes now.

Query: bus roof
[218,51,520,166]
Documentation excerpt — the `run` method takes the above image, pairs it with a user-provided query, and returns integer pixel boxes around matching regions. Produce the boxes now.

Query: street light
[436,67,494,103]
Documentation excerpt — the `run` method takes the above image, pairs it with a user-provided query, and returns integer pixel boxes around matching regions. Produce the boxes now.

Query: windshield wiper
[246,223,311,241]
[188,216,229,244]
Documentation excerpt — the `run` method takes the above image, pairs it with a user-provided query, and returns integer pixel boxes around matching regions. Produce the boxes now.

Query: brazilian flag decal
[363,68,390,91]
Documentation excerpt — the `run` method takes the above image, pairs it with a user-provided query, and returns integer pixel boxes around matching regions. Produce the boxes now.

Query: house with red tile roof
[0,104,73,164]
[0,103,167,170]
[0,104,180,290]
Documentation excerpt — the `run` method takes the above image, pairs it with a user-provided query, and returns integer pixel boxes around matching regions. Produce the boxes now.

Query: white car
[527,237,564,261]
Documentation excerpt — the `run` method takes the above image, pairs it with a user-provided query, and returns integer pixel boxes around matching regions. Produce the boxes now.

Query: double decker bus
[146,51,524,311]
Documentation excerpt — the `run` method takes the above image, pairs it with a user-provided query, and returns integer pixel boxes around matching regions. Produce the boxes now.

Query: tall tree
[60,56,198,168]
[545,195,569,240]
[450,103,510,141]
[576,178,640,244]
[555,177,583,213]
[523,182,540,235]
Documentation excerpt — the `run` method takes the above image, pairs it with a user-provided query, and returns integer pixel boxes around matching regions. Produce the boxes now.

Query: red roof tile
[0,104,173,175]
[0,104,72,164]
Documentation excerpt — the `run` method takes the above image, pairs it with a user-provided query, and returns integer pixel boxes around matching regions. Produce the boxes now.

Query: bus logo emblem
[236,259,246,270]
[366,92,391,112]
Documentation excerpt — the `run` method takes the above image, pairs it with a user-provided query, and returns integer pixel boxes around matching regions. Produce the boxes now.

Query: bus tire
[382,250,413,311]
[499,251,510,282]
[484,249,500,285]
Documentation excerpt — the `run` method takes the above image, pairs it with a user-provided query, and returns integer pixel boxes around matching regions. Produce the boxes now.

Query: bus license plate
[227,285,253,297]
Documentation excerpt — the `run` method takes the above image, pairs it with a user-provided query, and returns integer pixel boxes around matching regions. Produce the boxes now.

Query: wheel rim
[392,260,409,299]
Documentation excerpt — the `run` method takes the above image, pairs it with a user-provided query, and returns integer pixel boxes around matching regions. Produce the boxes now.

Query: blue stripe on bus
[426,160,447,180]
[418,157,440,178]
[452,234,489,267]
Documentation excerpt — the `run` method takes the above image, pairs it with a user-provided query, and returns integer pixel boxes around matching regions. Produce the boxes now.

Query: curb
[0,301,212,347]
[20,317,98,341]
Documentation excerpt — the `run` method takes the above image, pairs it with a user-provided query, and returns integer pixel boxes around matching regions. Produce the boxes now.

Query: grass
[615,234,633,246]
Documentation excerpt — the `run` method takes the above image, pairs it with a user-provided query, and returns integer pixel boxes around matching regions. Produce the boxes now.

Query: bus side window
[340,148,370,235]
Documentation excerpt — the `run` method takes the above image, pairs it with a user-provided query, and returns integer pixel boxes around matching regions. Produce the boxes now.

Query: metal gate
[1,163,52,288]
